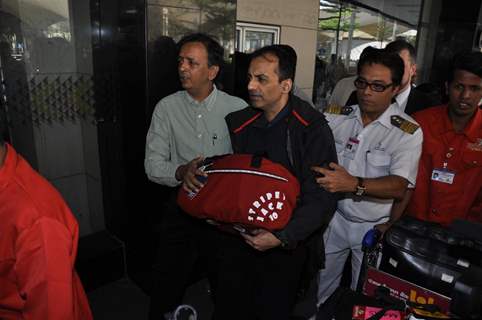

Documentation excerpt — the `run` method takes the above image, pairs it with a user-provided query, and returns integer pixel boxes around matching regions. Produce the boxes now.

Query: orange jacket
[0,144,92,319]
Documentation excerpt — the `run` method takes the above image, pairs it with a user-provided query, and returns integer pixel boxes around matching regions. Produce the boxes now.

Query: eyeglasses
[354,78,393,92]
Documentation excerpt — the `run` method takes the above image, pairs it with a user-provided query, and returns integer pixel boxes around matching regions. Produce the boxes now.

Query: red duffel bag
[177,154,300,231]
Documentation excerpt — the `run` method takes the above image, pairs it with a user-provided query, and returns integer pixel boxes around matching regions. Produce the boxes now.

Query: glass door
[0,0,105,236]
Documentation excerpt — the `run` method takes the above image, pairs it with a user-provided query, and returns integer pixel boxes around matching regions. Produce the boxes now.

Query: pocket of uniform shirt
[366,151,391,177]
[462,150,482,170]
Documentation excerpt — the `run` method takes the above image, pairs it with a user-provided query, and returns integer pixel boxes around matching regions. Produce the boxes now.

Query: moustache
[248,91,262,98]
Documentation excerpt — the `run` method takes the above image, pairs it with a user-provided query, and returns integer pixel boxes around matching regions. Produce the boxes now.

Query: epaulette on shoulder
[390,115,419,134]
[325,104,353,116]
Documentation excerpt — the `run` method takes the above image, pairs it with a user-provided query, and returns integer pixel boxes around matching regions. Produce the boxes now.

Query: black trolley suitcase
[378,216,482,319]
[316,218,482,319]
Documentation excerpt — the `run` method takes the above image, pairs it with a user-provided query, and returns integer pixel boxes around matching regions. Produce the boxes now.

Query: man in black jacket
[385,39,437,114]
[212,45,338,320]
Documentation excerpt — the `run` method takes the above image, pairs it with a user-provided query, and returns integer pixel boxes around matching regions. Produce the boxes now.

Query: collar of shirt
[465,107,482,142]
[352,102,399,129]
[0,144,16,191]
[395,84,411,110]
[437,105,482,143]
[251,99,292,128]
[182,85,218,112]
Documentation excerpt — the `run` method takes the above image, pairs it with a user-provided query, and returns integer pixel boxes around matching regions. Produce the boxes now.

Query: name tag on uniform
[344,137,359,160]
[431,168,455,184]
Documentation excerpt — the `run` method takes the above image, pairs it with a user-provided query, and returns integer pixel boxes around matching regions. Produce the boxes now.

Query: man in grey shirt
[145,33,246,319]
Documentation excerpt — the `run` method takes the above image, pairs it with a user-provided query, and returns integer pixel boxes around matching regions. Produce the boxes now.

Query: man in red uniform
[407,51,482,225]
[0,136,93,319]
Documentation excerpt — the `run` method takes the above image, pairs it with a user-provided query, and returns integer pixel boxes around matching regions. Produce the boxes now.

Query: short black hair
[360,46,377,60]
[357,48,404,87]
[448,51,482,83]
[274,44,297,81]
[177,33,224,68]
[250,45,296,82]
[385,39,416,63]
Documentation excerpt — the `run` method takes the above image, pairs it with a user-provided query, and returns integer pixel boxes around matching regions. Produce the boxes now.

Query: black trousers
[148,200,220,319]
[212,234,307,320]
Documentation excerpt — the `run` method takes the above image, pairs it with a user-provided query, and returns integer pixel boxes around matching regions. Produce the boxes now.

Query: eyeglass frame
[354,77,395,92]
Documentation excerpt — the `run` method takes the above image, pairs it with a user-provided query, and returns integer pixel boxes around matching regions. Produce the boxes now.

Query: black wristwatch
[354,176,366,196]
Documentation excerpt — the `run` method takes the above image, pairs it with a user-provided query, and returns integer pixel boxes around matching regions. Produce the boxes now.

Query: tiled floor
[88,278,213,320]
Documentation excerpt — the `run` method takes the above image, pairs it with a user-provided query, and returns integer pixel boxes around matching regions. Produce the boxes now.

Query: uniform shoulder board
[325,104,353,116]
[390,115,419,134]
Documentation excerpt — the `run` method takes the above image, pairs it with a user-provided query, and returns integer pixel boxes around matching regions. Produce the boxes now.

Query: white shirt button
[197,114,202,119]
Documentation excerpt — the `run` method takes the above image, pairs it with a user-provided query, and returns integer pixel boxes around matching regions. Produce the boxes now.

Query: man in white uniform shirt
[145,33,247,319]
[327,47,376,108]
[331,41,435,115]
[312,48,423,305]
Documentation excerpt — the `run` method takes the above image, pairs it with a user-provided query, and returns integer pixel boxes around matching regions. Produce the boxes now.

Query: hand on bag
[176,156,207,193]
[242,229,281,251]
[312,162,357,193]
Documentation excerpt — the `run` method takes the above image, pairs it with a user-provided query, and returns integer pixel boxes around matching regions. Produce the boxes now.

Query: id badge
[344,137,359,160]
[431,168,455,184]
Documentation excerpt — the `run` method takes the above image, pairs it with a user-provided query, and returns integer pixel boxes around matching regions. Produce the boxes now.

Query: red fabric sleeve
[14,217,77,320]
[407,113,432,220]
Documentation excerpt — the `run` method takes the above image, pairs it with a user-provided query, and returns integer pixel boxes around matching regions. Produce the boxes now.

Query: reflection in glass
[148,0,236,59]
[245,30,274,53]
[146,0,237,110]
[0,0,105,236]
[313,0,421,109]
[45,20,71,41]
[148,6,200,43]
[235,23,280,54]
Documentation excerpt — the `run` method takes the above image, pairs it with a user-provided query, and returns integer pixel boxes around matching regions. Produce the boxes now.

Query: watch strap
[355,176,366,196]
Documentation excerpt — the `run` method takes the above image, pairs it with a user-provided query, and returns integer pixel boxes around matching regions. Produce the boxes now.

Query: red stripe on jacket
[292,110,309,126]
[233,113,263,134]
